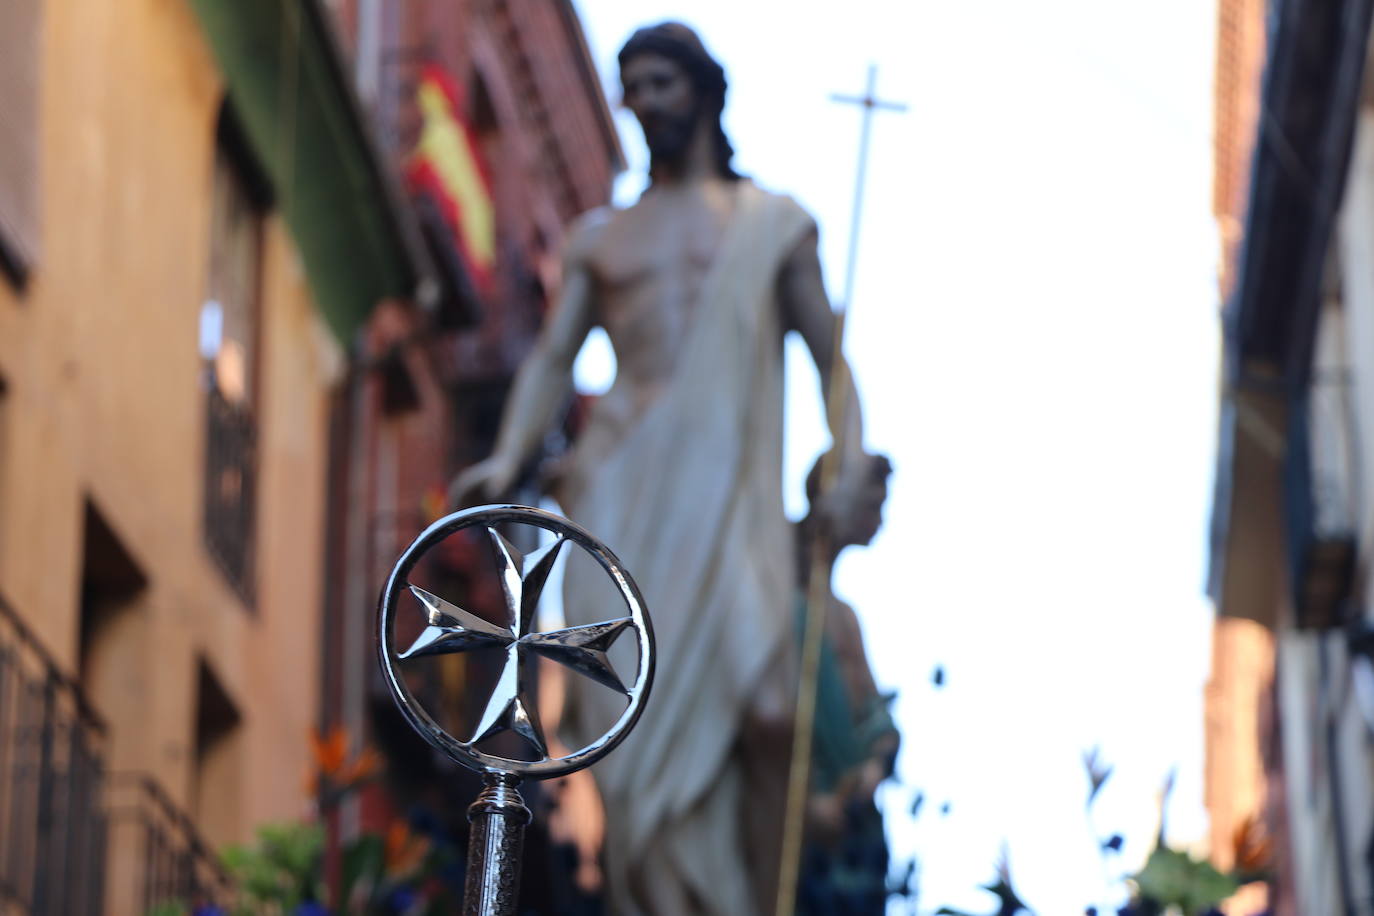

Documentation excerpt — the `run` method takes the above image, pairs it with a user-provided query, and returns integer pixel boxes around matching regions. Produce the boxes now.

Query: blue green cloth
[795,597,898,915]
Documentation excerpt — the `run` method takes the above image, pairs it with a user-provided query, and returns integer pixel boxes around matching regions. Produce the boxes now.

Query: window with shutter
[0,0,42,287]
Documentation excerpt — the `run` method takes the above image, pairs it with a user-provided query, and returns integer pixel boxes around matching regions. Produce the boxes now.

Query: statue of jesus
[451,21,868,914]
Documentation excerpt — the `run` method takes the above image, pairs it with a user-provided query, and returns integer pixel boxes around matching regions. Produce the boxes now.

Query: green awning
[188,0,428,346]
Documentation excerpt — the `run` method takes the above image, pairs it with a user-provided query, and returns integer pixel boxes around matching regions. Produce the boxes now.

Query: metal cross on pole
[832,64,909,313]
[378,505,655,916]
[775,64,907,916]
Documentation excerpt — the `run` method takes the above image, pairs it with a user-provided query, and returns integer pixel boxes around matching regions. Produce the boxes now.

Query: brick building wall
[314,2,622,908]
[1205,2,1274,913]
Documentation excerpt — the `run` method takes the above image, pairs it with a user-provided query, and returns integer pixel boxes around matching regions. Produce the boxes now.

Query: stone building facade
[0,0,626,910]
[0,0,435,911]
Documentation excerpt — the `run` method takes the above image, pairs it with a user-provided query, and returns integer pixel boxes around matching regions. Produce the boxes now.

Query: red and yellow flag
[406,65,496,291]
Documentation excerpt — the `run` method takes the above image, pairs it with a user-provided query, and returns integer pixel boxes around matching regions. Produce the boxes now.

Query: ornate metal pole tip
[376,504,655,916]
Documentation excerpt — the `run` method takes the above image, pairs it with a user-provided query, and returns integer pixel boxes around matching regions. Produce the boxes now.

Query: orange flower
[385,820,430,874]
[344,746,383,785]
[309,726,383,796]
[311,726,349,779]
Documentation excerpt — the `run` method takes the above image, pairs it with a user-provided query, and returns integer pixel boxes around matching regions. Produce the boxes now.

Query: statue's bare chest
[587,188,735,373]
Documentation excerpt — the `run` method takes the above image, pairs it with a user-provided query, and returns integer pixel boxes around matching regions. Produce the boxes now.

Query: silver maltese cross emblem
[378,505,654,779]
[400,529,633,756]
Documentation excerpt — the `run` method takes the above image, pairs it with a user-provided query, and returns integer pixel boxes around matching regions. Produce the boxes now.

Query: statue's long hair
[618,22,743,181]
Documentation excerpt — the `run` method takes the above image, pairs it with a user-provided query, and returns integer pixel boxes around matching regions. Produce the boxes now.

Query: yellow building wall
[0,0,339,855]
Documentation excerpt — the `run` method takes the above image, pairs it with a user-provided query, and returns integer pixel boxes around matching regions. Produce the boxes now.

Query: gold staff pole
[775,65,906,916]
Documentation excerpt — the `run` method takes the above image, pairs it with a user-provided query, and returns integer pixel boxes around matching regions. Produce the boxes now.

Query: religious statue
[793,453,899,916]
[450,21,868,915]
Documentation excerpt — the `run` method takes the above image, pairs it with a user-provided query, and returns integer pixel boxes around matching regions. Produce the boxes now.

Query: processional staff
[775,64,908,916]
[377,505,655,916]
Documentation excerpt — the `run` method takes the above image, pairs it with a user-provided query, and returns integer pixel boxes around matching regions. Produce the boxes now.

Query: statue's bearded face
[621,53,700,162]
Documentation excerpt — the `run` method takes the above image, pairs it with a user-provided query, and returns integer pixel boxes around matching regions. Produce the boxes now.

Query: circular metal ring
[377,504,655,780]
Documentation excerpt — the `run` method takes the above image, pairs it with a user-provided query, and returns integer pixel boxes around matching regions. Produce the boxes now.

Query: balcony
[0,594,106,915]
[106,775,232,914]
[204,386,257,607]
[0,594,230,914]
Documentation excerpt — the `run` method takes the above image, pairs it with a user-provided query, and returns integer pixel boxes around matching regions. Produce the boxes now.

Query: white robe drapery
[558,181,815,915]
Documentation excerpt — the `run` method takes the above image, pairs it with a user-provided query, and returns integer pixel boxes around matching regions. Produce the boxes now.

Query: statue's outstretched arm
[778,228,867,494]
[450,223,599,505]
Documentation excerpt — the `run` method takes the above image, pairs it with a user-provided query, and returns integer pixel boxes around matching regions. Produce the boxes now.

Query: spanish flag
[406,64,496,292]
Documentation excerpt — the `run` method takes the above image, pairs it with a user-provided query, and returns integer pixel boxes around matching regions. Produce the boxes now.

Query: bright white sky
[569,2,1220,911]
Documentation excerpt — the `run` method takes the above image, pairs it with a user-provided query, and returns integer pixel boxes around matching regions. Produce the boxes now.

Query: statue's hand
[810,468,863,542]
[809,447,891,550]
[448,454,519,508]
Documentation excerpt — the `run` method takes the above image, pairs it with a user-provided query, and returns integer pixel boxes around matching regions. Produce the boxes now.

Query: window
[192,659,242,848]
[204,109,267,410]
[0,0,42,286]
[78,500,148,683]
[202,107,267,606]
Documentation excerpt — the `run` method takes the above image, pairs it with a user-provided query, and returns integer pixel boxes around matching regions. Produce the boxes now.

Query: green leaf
[1132,847,1239,914]
[219,820,326,910]
[341,832,386,909]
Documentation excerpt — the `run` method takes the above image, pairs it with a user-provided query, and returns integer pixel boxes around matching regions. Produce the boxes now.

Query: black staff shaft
[463,772,532,916]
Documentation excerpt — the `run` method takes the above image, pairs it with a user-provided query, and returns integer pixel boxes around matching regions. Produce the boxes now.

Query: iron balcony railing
[204,386,257,606]
[0,590,104,911]
[106,774,233,914]
[0,593,106,916]
[0,593,231,914]
[1284,367,1359,629]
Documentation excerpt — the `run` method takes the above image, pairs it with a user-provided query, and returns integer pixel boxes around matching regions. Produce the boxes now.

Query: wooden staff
[775,65,906,916]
